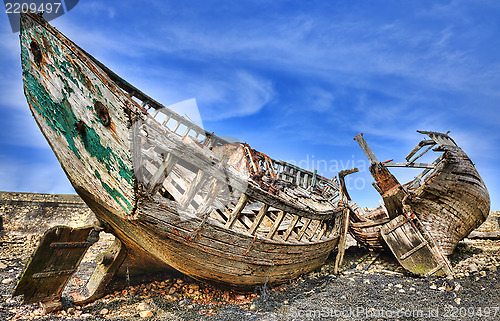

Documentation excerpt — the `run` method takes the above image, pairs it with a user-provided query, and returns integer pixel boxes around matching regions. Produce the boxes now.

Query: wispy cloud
[1,0,498,208]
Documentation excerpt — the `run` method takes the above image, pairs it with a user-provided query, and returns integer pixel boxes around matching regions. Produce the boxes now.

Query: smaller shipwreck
[348,131,490,277]
[13,12,490,311]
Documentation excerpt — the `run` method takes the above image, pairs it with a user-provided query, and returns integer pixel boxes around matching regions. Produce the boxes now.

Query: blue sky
[0,0,498,210]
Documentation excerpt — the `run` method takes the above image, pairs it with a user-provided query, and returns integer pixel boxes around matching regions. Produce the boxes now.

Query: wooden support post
[197,179,223,215]
[334,207,350,274]
[162,115,171,126]
[182,126,192,137]
[297,218,312,241]
[283,215,300,241]
[267,211,286,239]
[248,204,270,235]
[316,221,328,240]
[354,133,379,165]
[146,154,177,194]
[308,220,322,241]
[172,121,181,133]
[225,194,249,229]
[179,169,206,209]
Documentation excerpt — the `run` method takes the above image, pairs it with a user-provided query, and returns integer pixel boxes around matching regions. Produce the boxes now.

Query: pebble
[0,261,7,269]
[2,278,14,284]
[488,265,497,272]
[429,283,437,290]
[80,313,93,318]
[454,283,462,291]
[100,308,109,315]
[469,263,478,272]
[394,284,403,289]
[479,271,487,277]
[168,287,177,294]
[136,302,150,311]
[139,310,154,318]
[454,298,461,305]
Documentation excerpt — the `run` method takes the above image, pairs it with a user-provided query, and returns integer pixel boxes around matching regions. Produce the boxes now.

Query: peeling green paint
[94,170,132,213]
[21,28,134,214]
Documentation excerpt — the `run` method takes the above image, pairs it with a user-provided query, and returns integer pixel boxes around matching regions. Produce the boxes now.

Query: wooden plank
[196,179,224,215]
[354,133,379,165]
[399,240,428,260]
[350,218,391,228]
[146,153,177,194]
[384,162,434,169]
[408,143,435,164]
[267,211,286,239]
[225,194,249,229]
[380,215,449,277]
[405,140,435,161]
[245,185,341,221]
[282,215,300,241]
[297,218,312,241]
[334,208,350,274]
[179,169,206,209]
[248,204,270,235]
[306,220,320,241]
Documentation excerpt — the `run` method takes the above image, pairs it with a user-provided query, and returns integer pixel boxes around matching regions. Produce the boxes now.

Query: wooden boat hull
[349,132,490,276]
[17,12,341,298]
[405,144,490,255]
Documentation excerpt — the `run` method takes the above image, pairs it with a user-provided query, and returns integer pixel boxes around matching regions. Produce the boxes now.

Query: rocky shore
[1,192,499,320]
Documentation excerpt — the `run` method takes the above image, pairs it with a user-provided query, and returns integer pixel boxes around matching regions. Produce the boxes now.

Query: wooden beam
[266,211,286,239]
[282,215,300,241]
[146,154,177,194]
[334,207,350,274]
[297,218,312,241]
[354,133,378,165]
[248,204,270,235]
[179,169,206,209]
[225,194,249,229]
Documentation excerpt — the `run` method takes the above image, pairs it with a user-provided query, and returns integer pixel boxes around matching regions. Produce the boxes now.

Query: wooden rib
[267,211,286,239]
[316,222,328,240]
[146,154,177,194]
[179,169,206,209]
[248,204,270,235]
[282,215,300,241]
[297,218,312,241]
[172,121,181,133]
[182,126,192,137]
[308,220,322,241]
[197,179,223,215]
[225,194,249,229]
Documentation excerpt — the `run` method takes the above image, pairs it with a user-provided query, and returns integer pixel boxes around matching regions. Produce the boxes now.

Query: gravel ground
[1,216,499,321]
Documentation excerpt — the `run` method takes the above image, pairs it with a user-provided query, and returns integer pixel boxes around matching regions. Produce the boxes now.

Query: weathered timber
[348,131,489,277]
[16,12,343,307]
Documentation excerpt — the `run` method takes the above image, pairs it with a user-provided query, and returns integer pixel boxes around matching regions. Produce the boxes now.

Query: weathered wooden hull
[405,145,490,255]
[18,12,341,295]
[351,132,490,261]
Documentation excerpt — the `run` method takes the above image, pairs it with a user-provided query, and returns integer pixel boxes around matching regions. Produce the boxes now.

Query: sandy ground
[1,215,499,320]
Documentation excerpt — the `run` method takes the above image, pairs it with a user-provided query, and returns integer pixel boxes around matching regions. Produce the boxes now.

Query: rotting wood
[347,131,488,277]
[248,204,270,235]
[225,194,249,229]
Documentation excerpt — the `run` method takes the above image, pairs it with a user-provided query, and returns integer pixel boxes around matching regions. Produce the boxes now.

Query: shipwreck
[13,13,490,311]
